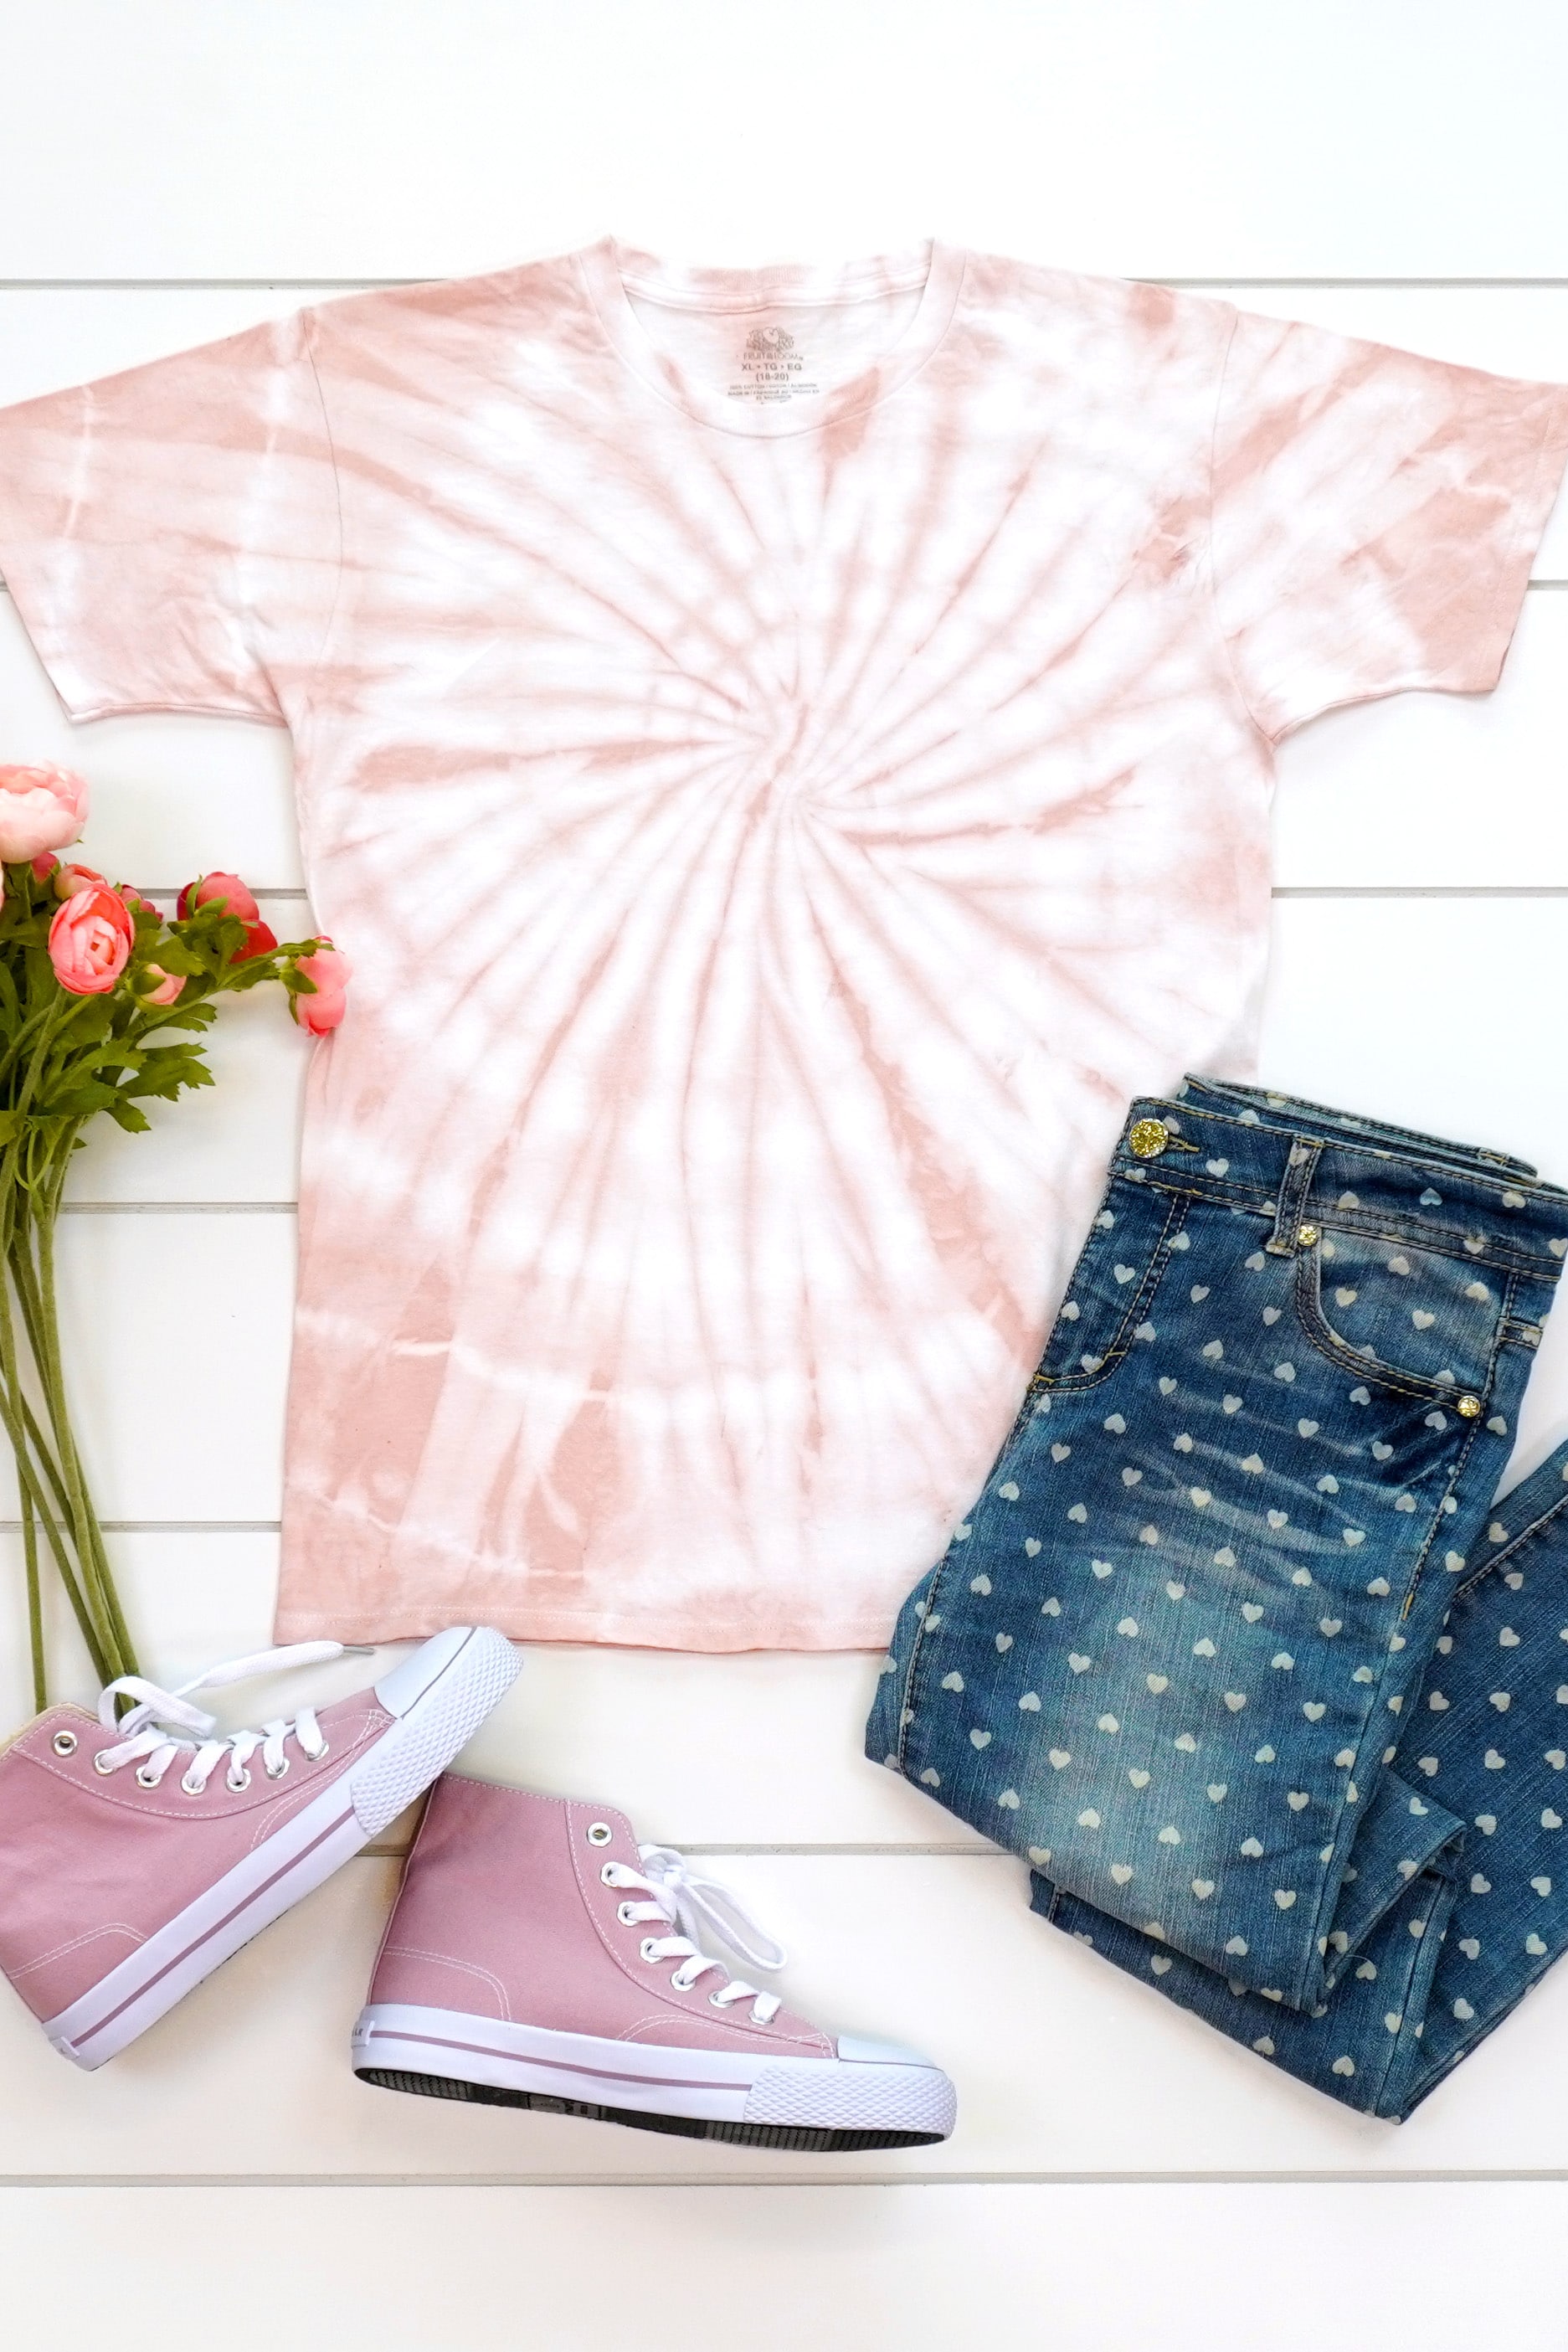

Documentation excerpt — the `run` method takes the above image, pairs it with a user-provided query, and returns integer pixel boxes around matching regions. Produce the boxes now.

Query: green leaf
[41,1082,119,1117]
[138,937,203,977]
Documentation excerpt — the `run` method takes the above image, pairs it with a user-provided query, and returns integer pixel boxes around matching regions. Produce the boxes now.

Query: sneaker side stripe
[74,1800,358,2050]
[368,2024,747,2095]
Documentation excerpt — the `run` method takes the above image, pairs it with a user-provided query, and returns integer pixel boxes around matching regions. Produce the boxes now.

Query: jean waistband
[1112,1075,1568,1281]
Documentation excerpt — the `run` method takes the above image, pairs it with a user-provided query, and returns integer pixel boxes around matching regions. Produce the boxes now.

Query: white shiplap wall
[3,8,1568,2345]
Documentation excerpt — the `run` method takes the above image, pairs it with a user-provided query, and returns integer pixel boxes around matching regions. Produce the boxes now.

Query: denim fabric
[868,1076,1568,2118]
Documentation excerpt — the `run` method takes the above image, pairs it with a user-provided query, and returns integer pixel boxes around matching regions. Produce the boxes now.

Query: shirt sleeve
[0,308,341,724]
[1210,305,1568,743]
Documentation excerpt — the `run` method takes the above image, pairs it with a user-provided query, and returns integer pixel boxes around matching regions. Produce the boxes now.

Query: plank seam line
[59,1202,299,1213]
[601,1842,999,1856]
[1,2169,1562,2188]
[1273,886,1568,898]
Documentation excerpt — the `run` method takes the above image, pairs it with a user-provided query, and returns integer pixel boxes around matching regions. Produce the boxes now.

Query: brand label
[729,323,820,404]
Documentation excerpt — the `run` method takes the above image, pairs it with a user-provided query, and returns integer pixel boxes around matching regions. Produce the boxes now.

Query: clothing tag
[728,324,821,405]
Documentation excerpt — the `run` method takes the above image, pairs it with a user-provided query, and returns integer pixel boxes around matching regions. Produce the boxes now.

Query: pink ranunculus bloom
[177,870,260,925]
[290,944,352,1036]
[0,764,90,862]
[177,868,275,961]
[53,861,110,900]
[47,886,135,997]
[136,963,185,1006]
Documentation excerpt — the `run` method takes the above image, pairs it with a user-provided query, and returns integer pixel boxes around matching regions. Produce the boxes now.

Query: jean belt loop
[1263,1134,1324,1258]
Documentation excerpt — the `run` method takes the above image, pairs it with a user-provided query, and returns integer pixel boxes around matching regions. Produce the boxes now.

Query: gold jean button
[1128,1118,1169,1160]
[1457,1394,1483,1418]
[1296,1224,1319,1248]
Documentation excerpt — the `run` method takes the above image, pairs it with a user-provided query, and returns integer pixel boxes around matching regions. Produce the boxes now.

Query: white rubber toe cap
[834,2032,938,2066]
[374,1626,513,1717]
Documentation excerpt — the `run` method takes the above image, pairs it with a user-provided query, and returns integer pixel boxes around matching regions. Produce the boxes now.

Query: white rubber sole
[352,2001,958,2149]
[44,1626,520,2069]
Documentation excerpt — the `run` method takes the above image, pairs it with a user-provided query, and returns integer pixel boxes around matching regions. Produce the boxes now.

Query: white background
[2,5,1567,2344]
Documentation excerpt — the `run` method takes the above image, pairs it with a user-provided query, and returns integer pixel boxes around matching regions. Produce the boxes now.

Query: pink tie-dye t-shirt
[0,239,1565,1651]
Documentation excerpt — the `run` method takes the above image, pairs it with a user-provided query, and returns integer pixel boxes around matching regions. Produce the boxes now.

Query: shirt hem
[271,1601,897,1655]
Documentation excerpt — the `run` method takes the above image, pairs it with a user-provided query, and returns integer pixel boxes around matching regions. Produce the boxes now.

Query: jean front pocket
[1029,1174,1192,1397]
[1293,1222,1502,1408]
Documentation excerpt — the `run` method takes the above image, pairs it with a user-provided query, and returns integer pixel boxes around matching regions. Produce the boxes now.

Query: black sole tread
[354,2063,943,2152]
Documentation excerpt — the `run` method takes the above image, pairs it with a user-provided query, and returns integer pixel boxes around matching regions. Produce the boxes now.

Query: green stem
[0,1121,133,1686]
[29,1187,135,1677]
[20,1479,44,1713]
[0,1218,108,1682]
[0,1134,47,1710]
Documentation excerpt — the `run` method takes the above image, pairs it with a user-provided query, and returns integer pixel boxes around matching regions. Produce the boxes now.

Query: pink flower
[177,869,276,960]
[53,861,110,899]
[290,944,352,1036]
[178,870,259,924]
[0,764,90,862]
[47,886,135,997]
[136,963,185,1006]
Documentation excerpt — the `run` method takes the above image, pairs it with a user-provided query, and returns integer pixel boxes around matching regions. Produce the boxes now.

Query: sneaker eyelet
[586,1821,614,1847]
[617,1902,638,1924]
[309,1741,330,1765]
[640,1938,661,1963]
[708,1991,730,2009]
[51,1730,77,1757]
[599,1860,619,1886]
[135,1763,162,1788]
[226,1767,252,1793]
[92,1750,117,1775]
[180,1771,206,1797]
[265,1757,290,1780]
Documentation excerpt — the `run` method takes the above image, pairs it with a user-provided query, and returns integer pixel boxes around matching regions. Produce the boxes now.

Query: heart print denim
[868,1075,1568,2118]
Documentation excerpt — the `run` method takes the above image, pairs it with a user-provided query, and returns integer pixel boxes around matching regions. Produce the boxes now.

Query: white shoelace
[91,1641,353,1796]
[603,1845,789,2020]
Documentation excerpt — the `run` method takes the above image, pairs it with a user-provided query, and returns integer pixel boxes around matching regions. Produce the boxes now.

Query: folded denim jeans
[868,1075,1568,2118]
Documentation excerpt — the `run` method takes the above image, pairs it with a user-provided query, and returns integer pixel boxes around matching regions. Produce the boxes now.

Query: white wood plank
[0,2180,1560,2352]
[0,596,304,891]
[1273,590,1568,888]
[0,1531,978,1850]
[3,283,1565,570]
[3,4,1568,280]
[8,518,1568,907]
[34,1210,295,1521]
[3,895,1565,1514]
[6,1851,1568,2181]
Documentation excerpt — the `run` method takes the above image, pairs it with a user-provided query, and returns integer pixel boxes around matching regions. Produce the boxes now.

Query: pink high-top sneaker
[352,1774,958,2150]
[0,1626,519,2067]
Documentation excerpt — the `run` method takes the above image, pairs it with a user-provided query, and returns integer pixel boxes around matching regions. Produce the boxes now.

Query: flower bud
[135,963,185,1007]
[288,944,352,1036]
